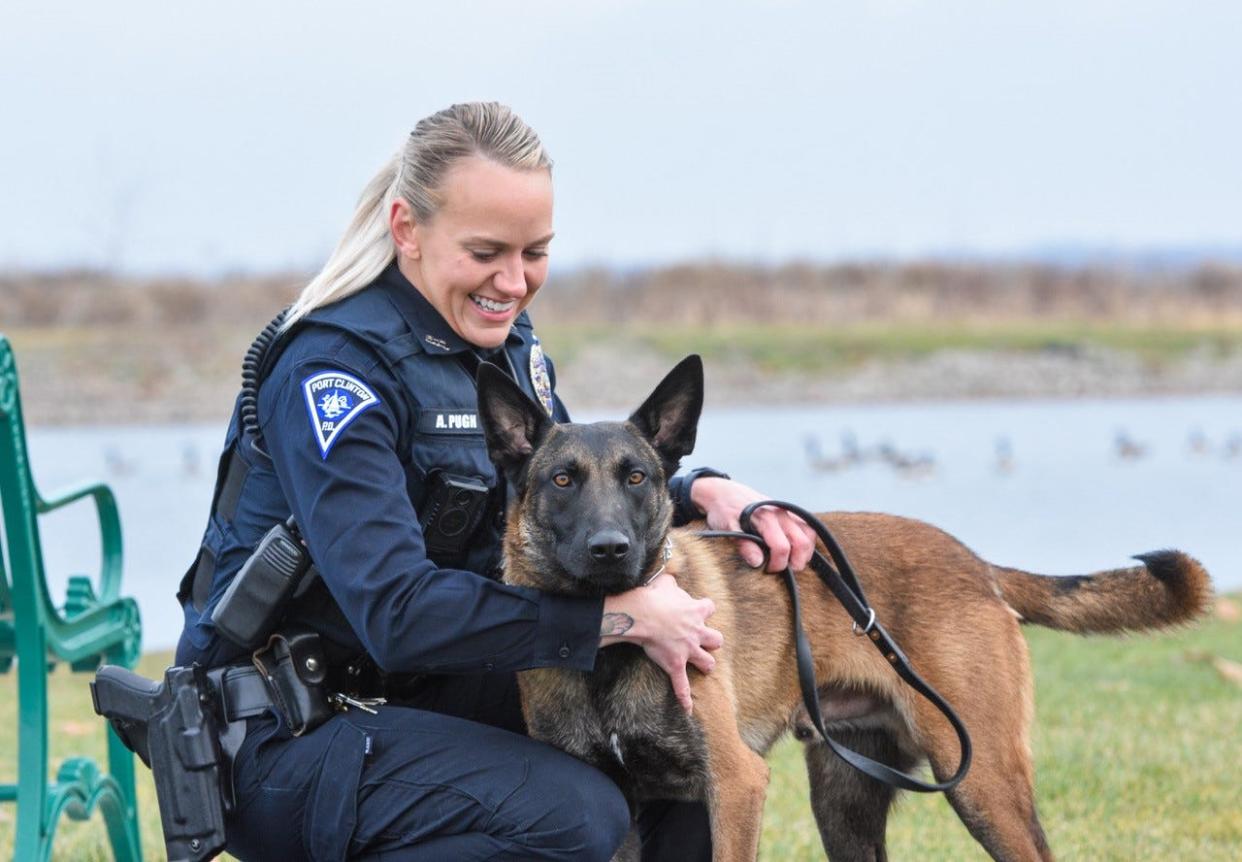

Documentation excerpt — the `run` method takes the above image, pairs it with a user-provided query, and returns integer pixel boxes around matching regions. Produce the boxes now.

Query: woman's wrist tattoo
[601,612,635,637]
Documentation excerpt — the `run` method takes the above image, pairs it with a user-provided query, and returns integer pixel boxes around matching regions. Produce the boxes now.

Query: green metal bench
[0,334,143,861]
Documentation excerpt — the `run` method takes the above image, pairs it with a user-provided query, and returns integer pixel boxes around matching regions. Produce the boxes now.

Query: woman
[176,102,815,861]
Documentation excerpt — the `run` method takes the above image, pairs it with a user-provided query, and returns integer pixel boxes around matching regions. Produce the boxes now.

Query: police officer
[176,102,816,861]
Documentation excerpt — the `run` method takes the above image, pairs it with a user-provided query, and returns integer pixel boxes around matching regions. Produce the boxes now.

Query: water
[21,395,1242,651]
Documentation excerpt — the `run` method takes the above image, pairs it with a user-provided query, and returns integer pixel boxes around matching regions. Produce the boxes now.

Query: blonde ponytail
[283,155,401,330]
[282,102,552,330]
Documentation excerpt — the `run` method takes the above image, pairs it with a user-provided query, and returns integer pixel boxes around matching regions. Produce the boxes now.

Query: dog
[475,355,1213,862]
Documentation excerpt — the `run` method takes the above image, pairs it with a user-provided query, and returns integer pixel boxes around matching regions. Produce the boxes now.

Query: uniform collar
[377,261,527,356]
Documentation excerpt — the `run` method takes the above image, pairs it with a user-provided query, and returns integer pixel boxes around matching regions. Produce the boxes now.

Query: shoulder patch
[301,370,380,459]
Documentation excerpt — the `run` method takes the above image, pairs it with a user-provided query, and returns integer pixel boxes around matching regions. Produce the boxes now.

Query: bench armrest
[37,481,124,605]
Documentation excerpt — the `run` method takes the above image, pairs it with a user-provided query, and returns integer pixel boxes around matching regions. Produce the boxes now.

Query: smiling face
[391,155,554,349]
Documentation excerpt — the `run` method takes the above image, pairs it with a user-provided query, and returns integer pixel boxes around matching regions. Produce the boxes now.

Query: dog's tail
[994,550,1212,634]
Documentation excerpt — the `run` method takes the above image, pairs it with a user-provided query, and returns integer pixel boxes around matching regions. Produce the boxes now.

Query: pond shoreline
[17,342,1242,427]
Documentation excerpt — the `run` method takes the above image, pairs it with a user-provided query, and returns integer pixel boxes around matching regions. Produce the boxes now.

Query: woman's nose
[493,255,527,297]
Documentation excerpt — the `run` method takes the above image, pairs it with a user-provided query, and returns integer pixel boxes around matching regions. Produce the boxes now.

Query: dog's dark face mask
[477,355,704,597]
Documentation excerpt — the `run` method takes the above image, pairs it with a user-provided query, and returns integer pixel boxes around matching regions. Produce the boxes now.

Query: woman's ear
[390,198,421,261]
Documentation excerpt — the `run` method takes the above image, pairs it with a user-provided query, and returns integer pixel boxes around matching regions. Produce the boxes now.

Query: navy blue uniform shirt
[176,263,701,676]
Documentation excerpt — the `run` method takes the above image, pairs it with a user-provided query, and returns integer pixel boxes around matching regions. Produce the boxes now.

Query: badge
[301,370,380,459]
[529,336,555,417]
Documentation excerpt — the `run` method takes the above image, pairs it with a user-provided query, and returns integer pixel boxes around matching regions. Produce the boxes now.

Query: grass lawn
[539,320,1242,374]
[2,599,1239,860]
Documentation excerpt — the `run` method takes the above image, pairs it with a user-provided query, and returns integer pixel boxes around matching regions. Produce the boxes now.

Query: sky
[2,0,1239,276]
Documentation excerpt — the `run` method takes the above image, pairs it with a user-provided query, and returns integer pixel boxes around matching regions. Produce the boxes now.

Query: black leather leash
[697,499,972,793]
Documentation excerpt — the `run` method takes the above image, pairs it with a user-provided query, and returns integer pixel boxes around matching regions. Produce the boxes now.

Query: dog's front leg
[694,676,770,862]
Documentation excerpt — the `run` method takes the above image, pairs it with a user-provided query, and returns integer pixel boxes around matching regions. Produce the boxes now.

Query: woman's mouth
[469,294,517,316]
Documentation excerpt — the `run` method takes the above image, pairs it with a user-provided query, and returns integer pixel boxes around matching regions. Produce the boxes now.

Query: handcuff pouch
[252,627,334,736]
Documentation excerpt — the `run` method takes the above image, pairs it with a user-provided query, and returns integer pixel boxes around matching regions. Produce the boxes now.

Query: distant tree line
[3,261,1242,328]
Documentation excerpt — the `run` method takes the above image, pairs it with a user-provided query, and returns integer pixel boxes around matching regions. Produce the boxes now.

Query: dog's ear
[476,362,553,486]
[627,354,704,477]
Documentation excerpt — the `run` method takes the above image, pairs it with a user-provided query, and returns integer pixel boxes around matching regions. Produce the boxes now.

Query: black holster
[91,631,343,860]
[91,665,230,862]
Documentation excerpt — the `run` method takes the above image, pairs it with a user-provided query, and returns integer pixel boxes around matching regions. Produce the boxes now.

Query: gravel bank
[554,343,1242,410]
[15,339,1242,427]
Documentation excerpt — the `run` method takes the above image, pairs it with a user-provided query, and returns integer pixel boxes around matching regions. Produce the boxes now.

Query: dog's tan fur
[479,355,1213,861]
[508,510,1212,861]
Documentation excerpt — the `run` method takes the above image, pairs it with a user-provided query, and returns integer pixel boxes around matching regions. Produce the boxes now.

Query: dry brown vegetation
[0,269,303,329]
[539,261,1242,326]
[4,261,1242,329]
[3,261,1242,425]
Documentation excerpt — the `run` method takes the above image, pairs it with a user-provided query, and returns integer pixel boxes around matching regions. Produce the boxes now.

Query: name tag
[417,408,482,436]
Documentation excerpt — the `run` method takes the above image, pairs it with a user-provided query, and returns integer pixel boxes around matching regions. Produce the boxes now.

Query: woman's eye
[469,250,498,263]
[523,249,548,260]
[628,470,646,485]
[552,472,572,488]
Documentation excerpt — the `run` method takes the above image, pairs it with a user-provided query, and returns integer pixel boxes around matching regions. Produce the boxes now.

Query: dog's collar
[641,538,675,586]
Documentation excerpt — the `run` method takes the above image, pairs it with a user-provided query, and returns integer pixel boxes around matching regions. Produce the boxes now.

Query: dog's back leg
[920,706,1054,861]
[801,728,911,862]
[911,611,1055,862]
[938,758,1053,862]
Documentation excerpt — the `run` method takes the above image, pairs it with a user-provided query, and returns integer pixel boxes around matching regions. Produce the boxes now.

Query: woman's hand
[600,574,722,714]
[691,477,817,573]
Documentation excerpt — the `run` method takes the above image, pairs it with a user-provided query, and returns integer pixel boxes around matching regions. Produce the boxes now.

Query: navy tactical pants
[224,672,712,861]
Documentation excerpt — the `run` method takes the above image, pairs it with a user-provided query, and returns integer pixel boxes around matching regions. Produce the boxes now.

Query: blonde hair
[283,102,552,330]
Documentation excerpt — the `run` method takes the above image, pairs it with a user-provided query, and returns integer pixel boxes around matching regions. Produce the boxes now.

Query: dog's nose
[588,530,630,561]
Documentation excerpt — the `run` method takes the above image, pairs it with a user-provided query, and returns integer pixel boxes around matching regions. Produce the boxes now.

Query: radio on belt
[211,517,311,649]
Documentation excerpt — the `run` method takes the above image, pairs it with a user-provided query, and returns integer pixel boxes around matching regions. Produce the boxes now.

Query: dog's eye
[552,472,572,488]
[628,470,646,485]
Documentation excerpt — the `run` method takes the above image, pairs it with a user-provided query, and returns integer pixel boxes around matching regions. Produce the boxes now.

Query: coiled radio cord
[239,307,291,458]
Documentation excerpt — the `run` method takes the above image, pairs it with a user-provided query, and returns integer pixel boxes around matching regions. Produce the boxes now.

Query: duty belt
[212,665,276,722]
[91,630,386,862]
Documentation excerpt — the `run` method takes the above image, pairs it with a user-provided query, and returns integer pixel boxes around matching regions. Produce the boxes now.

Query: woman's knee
[517,752,630,861]
[570,768,631,861]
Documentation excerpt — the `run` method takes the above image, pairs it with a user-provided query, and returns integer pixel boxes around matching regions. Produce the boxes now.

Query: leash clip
[852,607,877,636]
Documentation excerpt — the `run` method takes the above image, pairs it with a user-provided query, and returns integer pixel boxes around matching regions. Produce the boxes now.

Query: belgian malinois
[476,355,1212,862]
